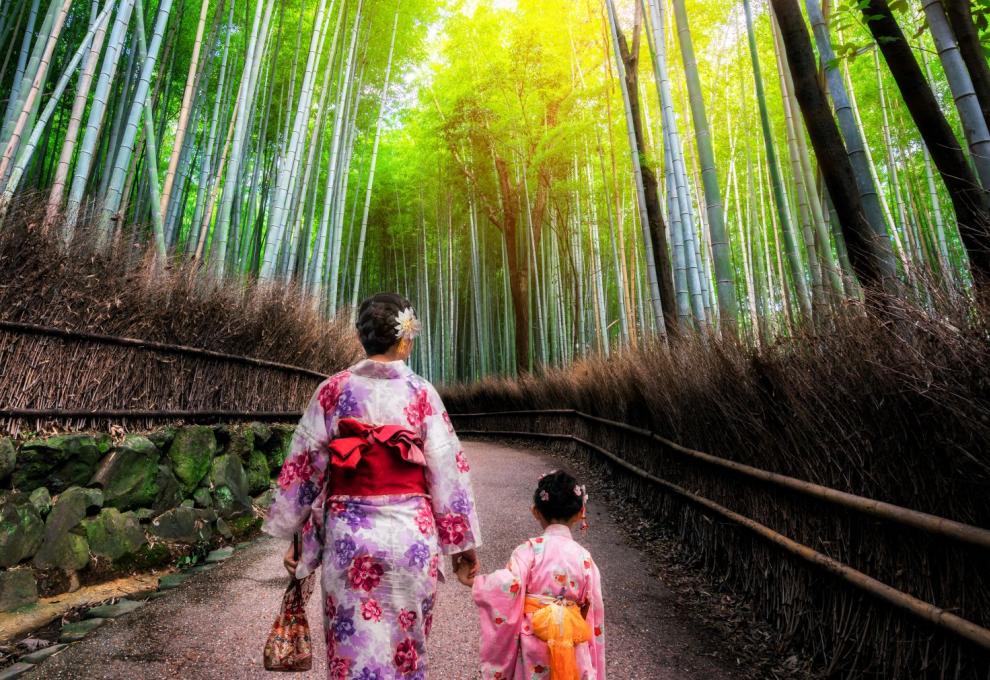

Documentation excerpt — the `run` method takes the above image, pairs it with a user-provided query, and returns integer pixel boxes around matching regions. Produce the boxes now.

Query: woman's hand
[451,548,479,587]
[283,543,299,577]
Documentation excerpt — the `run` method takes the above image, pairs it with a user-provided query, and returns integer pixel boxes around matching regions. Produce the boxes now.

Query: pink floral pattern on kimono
[472,524,605,680]
[262,358,481,679]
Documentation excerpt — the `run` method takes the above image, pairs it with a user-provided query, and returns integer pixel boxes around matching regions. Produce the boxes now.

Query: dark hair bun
[356,292,413,355]
[534,470,584,523]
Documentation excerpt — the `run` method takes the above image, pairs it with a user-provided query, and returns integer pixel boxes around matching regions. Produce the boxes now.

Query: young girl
[458,470,606,680]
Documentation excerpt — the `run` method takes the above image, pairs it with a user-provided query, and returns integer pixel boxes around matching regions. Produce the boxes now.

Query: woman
[262,292,482,679]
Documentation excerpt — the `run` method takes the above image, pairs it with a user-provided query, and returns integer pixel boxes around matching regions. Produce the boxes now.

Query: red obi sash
[326,417,428,497]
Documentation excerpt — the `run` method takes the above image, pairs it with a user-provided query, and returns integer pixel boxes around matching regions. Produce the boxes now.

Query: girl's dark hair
[356,292,413,355]
[533,470,584,523]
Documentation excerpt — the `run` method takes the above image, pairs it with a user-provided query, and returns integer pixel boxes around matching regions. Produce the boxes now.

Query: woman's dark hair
[356,292,413,355]
[533,470,584,522]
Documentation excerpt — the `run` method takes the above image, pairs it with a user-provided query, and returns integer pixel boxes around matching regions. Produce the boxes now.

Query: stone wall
[0,422,294,613]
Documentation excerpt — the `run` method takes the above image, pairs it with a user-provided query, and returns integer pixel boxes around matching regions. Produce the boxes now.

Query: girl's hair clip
[539,490,550,502]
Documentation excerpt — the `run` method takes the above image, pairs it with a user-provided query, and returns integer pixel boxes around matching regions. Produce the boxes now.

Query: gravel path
[26,440,735,679]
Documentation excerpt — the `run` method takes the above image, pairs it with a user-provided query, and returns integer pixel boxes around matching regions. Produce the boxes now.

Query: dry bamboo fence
[0,321,330,436]
[452,410,990,679]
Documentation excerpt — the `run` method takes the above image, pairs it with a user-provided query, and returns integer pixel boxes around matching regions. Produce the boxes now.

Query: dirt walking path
[26,440,735,679]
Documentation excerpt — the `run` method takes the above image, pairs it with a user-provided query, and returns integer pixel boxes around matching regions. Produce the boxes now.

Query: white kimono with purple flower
[263,358,482,680]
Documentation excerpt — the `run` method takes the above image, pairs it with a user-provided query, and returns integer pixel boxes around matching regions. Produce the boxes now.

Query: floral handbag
[264,534,316,672]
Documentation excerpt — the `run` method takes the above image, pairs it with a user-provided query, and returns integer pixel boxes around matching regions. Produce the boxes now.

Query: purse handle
[289,533,303,590]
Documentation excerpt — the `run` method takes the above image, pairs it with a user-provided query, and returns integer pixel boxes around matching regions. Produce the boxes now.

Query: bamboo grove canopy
[1,0,989,381]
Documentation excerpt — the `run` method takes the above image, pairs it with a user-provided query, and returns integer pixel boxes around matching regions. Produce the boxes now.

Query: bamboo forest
[1,0,990,382]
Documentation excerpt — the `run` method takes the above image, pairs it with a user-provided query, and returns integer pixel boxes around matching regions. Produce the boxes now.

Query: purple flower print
[297,480,318,506]
[340,503,373,530]
[333,535,357,568]
[333,605,356,642]
[421,593,435,618]
[450,489,472,515]
[355,668,384,680]
[335,388,360,418]
[405,542,430,568]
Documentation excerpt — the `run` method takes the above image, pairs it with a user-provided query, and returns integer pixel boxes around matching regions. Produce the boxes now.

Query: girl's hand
[451,549,479,587]
[454,559,475,587]
[283,543,298,577]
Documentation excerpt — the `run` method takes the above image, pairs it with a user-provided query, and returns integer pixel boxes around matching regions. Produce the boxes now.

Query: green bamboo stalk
[743,0,812,322]
[0,0,72,188]
[349,3,400,317]
[97,0,173,242]
[0,0,114,211]
[668,0,739,331]
[921,0,990,192]
[159,0,211,222]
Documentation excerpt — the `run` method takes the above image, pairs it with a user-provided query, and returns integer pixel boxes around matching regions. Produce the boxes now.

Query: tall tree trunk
[770,0,892,293]
[922,0,990,192]
[159,0,211,222]
[743,0,813,321]
[46,0,109,230]
[492,157,531,374]
[349,3,399,316]
[0,0,71,188]
[0,0,114,211]
[97,0,172,245]
[804,0,897,279]
[667,0,739,332]
[861,0,990,280]
[211,0,275,274]
[607,0,675,335]
[944,0,990,129]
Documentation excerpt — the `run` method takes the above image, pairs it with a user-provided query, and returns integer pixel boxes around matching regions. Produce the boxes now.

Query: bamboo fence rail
[0,321,328,435]
[451,409,990,675]
[452,409,990,550]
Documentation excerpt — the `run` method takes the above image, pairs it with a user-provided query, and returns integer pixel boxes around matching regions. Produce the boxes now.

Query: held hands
[451,548,479,587]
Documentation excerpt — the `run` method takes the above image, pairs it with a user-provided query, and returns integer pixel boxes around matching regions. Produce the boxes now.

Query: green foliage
[0,0,979,378]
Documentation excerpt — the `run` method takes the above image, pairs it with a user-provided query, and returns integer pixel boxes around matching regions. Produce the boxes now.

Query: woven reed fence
[452,411,990,679]
[0,321,332,436]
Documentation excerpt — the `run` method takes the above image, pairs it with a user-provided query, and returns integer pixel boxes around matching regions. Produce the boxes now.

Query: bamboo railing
[0,321,329,434]
[450,409,990,655]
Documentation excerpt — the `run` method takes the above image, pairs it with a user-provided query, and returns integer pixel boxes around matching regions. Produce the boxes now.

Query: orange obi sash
[326,418,428,497]
[524,595,592,680]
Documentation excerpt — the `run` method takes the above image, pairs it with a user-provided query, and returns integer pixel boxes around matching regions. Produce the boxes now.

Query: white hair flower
[394,307,422,341]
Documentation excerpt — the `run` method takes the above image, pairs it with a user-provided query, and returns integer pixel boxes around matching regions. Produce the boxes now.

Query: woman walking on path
[263,292,482,679]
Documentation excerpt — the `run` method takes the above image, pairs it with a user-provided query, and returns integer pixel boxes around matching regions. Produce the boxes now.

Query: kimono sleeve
[261,382,331,540]
[421,383,482,554]
[472,542,533,680]
[585,556,606,679]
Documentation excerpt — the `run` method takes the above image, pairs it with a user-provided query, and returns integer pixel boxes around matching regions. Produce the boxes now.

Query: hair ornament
[577,484,590,532]
[393,307,422,341]
[539,490,550,502]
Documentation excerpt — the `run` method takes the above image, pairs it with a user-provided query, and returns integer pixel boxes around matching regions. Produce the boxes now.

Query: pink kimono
[472,524,606,680]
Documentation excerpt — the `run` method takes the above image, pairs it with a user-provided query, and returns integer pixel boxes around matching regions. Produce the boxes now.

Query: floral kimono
[263,358,481,680]
[472,524,605,680]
